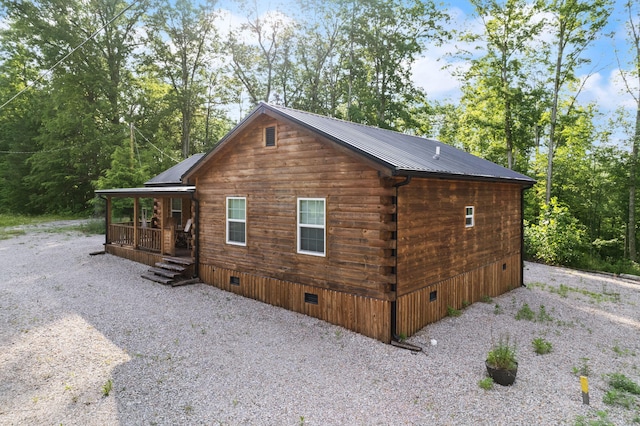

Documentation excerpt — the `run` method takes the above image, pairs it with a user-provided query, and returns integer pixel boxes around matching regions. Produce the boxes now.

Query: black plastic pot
[485,360,518,386]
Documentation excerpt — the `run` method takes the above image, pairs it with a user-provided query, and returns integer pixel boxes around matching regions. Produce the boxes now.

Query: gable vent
[265,126,276,147]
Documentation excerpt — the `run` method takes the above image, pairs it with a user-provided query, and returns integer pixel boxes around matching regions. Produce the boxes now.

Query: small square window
[465,206,474,228]
[429,290,437,302]
[265,126,276,147]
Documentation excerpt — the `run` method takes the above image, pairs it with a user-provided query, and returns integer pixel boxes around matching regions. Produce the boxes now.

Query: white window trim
[297,198,326,257]
[226,196,246,246]
[465,206,475,228]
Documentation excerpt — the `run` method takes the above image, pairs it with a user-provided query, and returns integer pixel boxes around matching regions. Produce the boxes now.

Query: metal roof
[260,103,535,185]
[145,153,205,186]
[95,186,196,198]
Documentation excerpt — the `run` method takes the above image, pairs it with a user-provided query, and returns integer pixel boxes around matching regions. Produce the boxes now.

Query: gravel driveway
[1,224,639,425]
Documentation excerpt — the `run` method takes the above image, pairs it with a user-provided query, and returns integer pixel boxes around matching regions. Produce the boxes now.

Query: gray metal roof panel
[266,103,535,184]
[145,153,205,186]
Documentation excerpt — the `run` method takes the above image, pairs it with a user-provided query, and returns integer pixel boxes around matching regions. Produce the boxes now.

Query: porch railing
[108,223,161,253]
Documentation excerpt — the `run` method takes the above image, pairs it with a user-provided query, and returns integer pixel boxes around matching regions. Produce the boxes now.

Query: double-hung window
[227,197,246,245]
[171,198,182,224]
[297,198,325,256]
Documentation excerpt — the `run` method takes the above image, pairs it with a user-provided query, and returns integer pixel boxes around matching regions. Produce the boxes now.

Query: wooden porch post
[133,196,139,249]
[105,196,112,245]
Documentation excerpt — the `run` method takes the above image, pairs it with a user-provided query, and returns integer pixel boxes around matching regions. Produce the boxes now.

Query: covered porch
[95,186,197,272]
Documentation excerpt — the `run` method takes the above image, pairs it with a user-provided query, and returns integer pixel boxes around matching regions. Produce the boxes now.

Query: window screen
[297,198,325,256]
[227,197,246,245]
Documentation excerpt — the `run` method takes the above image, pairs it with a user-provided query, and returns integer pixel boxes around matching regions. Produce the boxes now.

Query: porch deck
[106,223,193,266]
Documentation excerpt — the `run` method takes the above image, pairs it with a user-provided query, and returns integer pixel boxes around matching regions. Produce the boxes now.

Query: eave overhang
[95,186,196,198]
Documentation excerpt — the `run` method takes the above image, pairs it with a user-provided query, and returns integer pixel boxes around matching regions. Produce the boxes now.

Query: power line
[0,1,137,112]
[132,125,180,162]
[0,146,74,155]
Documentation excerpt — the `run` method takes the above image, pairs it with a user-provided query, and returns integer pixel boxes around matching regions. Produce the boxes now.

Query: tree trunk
[547,26,565,205]
[629,106,640,261]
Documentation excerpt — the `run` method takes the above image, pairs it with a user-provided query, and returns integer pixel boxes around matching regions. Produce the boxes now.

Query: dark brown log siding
[194,115,396,300]
[396,179,522,296]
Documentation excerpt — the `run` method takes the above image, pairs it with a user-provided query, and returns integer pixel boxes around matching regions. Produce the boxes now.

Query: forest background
[0,0,639,273]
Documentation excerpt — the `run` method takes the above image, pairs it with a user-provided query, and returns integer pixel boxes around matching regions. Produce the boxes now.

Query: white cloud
[579,70,638,110]
[410,6,480,103]
[411,54,465,102]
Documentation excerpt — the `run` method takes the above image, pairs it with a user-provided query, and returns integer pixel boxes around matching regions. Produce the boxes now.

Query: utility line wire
[0,1,136,112]
[132,125,180,163]
[0,146,74,154]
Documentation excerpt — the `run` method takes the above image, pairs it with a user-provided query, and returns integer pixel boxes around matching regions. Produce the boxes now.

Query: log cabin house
[96,102,535,344]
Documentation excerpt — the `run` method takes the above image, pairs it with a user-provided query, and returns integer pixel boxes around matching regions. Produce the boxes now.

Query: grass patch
[532,337,553,355]
[548,283,620,304]
[478,377,494,390]
[572,357,591,377]
[0,214,104,237]
[0,228,26,240]
[0,213,77,228]
[101,379,113,397]
[613,345,637,357]
[446,306,462,317]
[515,303,535,321]
[45,219,105,235]
[574,410,615,426]
[537,305,553,322]
[608,373,640,395]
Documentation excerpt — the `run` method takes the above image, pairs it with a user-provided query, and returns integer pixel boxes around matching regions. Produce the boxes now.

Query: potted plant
[485,334,518,386]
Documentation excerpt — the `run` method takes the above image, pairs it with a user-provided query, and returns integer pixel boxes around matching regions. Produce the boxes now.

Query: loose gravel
[1,223,639,425]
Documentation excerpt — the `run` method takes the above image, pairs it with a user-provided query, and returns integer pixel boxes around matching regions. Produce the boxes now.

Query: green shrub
[524,198,588,266]
[603,389,636,409]
[608,373,640,395]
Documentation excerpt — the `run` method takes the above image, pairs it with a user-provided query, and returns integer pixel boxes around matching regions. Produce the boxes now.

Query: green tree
[226,4,298,106]
[461,0,545,169]
[543,0,613,205]
[0,0,148,213]
[339,0,447,129]
[290,0,344,115]
[616,0,640,260]
[144,0,221,159]
[0,40,42,213]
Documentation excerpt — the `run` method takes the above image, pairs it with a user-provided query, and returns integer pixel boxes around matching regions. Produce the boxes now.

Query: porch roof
[95,186,196,198]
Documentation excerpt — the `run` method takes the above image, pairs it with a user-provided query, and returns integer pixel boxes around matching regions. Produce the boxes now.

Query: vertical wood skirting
[396,254,522,338]
[199,264,392,343]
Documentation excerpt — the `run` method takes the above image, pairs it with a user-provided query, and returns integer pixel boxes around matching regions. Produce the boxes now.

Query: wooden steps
[141,257,198,287]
